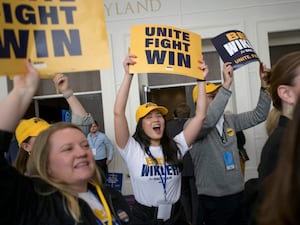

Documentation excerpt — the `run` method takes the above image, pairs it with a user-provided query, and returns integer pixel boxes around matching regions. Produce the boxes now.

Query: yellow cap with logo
[16,117,50,146]
[192,82,222,102]
[135,102,168,122]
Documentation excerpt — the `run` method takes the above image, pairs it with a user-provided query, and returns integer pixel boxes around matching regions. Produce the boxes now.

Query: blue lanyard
[145,148,167,201]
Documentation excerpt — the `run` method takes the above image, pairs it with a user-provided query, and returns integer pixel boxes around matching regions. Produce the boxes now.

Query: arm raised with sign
[114,54,208,149]
[183,59,208,146]
[0,60,39,132]
[114,52,207,224]
[114,53,137,148]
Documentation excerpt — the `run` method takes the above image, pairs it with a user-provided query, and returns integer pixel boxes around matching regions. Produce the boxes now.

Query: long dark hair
[133,117,183,170]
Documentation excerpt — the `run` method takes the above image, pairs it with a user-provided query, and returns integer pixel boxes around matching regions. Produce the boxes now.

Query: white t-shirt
[117,132,189,207]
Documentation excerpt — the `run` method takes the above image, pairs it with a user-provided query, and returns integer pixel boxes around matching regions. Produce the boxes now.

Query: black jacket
[257,115,290,180]
[0,130,131,225]
[244,115,289,225]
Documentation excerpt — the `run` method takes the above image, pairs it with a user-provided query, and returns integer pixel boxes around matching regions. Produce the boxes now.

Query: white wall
[102,0,300,194]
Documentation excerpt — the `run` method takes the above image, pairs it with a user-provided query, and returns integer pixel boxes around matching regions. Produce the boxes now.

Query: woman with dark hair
[114,52,208,225]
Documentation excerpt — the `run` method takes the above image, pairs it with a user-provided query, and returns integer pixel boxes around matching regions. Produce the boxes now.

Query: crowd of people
[0,50,300,225]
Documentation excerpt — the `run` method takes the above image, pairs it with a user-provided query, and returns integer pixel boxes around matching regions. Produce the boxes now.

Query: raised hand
[222,62,233,89]
[53,73,70,94]
[0,59,40,131]
[198,59,209,80]
[259,62,270,88]
[123,53,137,75]
[13,59,40,97]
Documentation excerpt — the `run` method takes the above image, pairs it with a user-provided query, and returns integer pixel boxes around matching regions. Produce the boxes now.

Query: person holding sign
[114,52,208,225]
[0,61,132,225]
[189,61,271,225]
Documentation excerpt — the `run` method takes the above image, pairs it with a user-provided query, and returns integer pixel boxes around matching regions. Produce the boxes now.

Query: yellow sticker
[226,128,235,137]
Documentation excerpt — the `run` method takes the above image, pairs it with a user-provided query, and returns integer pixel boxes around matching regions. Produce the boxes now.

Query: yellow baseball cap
[192,82,222,102]
[16,117,50,146]
[136,102,168,122]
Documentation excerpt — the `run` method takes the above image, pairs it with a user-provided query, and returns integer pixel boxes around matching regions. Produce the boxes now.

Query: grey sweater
[189,87,271,197]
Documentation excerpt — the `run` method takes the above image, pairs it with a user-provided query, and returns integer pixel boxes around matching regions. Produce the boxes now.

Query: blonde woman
[13,73,94,174]
[0,60,131,225]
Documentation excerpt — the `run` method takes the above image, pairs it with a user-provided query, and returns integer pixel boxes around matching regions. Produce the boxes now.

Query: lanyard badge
[145,148,172,220]
[223,151,235,170]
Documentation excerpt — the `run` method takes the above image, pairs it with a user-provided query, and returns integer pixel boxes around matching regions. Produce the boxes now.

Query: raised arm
[183,59,208,146]
[259,62,270,89]
[222,62,234,90]
[114,53,137,149]
[0,60,39,132]
[53,73,94,135]
[53,73,87,116]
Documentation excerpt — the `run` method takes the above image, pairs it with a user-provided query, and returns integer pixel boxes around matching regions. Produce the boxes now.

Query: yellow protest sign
[0,0,111,77]
[130,24,203,79]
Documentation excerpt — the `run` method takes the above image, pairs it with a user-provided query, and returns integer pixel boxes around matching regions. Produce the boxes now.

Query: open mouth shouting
[152,123,162,134]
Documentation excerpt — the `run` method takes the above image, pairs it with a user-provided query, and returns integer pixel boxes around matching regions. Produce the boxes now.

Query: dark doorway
[147,86,188,120]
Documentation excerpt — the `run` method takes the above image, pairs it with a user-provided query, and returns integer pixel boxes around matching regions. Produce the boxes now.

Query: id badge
[223,151,235,170]
[157,201,172,221]
[92,148,96,156]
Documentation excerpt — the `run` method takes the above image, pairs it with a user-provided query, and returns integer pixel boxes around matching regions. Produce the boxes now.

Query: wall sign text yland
[105,0,162,16]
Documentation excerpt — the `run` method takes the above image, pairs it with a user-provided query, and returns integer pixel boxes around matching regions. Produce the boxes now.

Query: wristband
[197,79,206,82]
[63,90,74,99]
